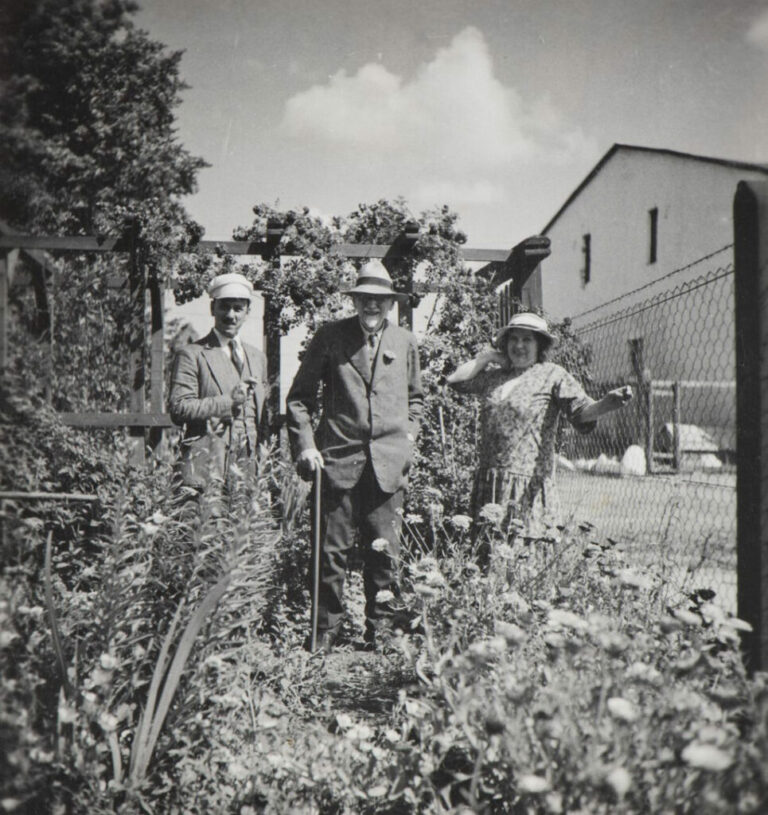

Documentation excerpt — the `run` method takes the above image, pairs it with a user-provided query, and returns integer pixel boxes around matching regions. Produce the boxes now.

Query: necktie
[367,332,377,364]
[230,340,244,376]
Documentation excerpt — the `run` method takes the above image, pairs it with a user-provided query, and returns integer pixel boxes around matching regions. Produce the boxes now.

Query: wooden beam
[0,491,98,502]
[127,219,146,464]
[0,233,512,264]
[148,273,165,450]
[0,234,132,253]
[60,412,174,428]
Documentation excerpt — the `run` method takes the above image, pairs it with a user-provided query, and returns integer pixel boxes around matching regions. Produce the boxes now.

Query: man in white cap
[169,272,268,490]
[286,259,424,652]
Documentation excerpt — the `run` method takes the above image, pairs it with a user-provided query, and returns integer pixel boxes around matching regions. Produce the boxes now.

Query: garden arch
[0,219,549,463]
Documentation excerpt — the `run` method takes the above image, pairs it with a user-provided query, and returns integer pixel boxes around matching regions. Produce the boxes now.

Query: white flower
[518,774,550,794]
[138,521,160,537]
[58,704,77,724]
[346,723,375,741]
[672,607,701,626]
[98,712,119,732]
[228,761,250,780]
[371,538,390,553]
[450,514,472,530]
[605,766,632,797]
[405,513,423,524]
[547,609,588,633]
[681,742,733,771]
[607,697,638,722]
[335,713,353,730]
[496,620,526,647]
[375,589,396,604]
[99,653,119,670]
[625,661,662,686]
[423,570,446,588]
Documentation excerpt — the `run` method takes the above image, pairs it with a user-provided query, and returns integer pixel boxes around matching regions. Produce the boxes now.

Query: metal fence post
[672,381,681,472]
[734,180,768,673]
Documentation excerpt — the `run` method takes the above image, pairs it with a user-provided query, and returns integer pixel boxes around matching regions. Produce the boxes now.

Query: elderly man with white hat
[169,272,268,490]
[286,259,424,652]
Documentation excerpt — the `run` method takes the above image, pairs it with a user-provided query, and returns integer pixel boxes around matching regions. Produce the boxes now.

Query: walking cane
[309,465,322,653]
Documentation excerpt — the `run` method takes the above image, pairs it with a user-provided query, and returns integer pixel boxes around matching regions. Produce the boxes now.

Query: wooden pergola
[0,219,549,462]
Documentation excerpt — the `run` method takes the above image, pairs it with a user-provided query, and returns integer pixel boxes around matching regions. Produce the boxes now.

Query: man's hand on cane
[297,447,325,481]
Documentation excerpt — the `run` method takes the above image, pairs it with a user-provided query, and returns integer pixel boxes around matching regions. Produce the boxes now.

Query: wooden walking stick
[309,465,322,652]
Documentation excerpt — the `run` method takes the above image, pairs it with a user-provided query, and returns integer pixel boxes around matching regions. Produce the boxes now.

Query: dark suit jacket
[169,330,268,487]
[286,316,424,493]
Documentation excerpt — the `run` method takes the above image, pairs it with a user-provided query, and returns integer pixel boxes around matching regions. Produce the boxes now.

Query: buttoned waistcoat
[286,316,424,493]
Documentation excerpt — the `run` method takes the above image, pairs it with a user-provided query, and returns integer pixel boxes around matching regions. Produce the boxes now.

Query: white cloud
[746,8,768,50]
[281,27,593,172]
[278,27,596,240]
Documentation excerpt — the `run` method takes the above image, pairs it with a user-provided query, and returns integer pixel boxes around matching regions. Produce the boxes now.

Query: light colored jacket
[169,330,268,487]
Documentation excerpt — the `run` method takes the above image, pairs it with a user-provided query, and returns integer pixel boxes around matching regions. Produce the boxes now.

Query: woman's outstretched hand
[605,385,634,407]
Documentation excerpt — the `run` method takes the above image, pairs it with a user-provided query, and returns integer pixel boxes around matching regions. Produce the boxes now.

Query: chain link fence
[555,249,736,612]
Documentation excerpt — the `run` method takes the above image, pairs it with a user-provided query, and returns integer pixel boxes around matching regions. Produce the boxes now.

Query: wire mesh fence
[556,253,737,612]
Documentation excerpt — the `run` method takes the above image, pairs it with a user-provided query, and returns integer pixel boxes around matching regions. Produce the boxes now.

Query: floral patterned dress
[451,362,596,534]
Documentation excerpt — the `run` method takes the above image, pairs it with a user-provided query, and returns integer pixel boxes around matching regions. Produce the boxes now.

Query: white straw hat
[208,273,254,301]
[344,259,408,301]
[494,312,555,348]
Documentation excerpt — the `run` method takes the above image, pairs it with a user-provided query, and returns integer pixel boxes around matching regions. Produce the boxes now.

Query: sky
[134,0,768,252]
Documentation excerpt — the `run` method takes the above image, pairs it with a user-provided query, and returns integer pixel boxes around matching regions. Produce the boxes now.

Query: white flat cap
[207,273,254,301]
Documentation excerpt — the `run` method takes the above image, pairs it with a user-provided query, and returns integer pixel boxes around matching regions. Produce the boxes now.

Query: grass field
[557,468,737,612]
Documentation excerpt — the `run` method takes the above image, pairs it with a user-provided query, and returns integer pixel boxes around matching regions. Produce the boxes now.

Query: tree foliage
[1,0,208,411]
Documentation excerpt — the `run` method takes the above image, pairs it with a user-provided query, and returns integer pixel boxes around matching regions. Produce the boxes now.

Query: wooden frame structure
[0,219,549,463]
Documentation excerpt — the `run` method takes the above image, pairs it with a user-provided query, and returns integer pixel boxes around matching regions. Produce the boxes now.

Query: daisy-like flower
[371,538,390,553]
[405,513,423,524]
[681,742,733,771]
[607,697,638,722]
[547,609,588,633]
[376,589,396,604]
[450,514,472,530]
[517,774,550,794]
[605,766,632,797]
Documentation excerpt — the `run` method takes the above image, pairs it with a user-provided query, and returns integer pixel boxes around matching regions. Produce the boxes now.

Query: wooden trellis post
[483,235,551,327]
[734,179,768,673]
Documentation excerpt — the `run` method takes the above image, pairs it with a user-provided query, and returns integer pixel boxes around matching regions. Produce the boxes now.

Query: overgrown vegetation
[2,2,765,812]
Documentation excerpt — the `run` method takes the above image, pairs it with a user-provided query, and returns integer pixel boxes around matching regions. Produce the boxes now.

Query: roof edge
[541,143,768,235]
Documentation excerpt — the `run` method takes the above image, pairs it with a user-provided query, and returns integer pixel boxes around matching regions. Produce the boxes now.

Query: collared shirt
[361,319,387,362]
[213,328,242,364]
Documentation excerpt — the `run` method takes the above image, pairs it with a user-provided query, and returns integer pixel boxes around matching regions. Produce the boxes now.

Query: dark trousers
[311,459,403,639]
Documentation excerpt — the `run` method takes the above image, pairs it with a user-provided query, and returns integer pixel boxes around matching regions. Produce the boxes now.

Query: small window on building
[581,233,591,285]
[648,207,658,264]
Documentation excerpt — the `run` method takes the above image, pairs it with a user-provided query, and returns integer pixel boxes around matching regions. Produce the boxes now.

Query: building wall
[541,150,766,323]
[539,149,767,457]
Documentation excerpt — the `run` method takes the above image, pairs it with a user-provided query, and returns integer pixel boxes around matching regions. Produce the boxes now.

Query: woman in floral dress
[448,313,632,536]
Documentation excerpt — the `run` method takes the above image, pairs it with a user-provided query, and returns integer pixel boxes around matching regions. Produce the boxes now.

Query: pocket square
[383,350,396,363]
